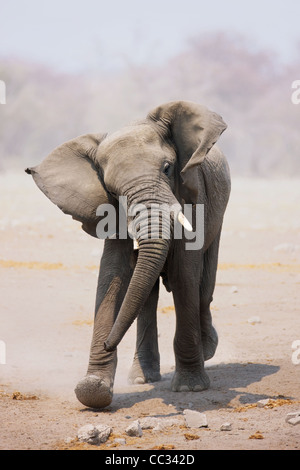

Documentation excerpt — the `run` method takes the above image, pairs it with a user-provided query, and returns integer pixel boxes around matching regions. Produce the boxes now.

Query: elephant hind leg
[200,227,222,361]
[128,279,161,384]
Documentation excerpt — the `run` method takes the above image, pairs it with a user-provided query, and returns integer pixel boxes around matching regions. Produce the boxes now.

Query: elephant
[26,100,231,409]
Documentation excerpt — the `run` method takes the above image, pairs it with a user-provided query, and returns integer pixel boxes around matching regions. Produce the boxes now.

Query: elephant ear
[147,100,227,202]
[25,133,109,237]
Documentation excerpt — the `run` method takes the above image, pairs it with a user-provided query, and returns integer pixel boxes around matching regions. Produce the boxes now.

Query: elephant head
[26,101,226,353]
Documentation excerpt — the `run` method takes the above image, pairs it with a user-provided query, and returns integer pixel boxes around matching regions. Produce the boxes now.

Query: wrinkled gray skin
[26,101,230,409]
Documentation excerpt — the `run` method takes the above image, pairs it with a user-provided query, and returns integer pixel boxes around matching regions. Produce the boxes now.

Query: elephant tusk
[133,238,139,250]
[177,211,193,232]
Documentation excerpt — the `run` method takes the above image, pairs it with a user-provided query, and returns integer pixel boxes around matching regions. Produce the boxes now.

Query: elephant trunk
[104,236,170,352]
[103,182,190,352]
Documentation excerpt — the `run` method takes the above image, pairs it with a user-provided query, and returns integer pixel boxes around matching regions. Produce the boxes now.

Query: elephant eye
[163,162,171,176]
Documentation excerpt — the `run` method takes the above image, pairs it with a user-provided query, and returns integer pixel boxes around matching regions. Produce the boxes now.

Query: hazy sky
[1,0,299,72]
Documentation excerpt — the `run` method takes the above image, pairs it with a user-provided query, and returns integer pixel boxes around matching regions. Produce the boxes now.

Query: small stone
[153,423,165,432]
[139,416,182,431]
[77,424,111,445]
[288,417,300,426]
[125,420,143,437]
[257,398,273,408]
[77,424,99,445]
[95,424,112,443]
[139,417,159,429]
[230,286,238,293]
[183,409,208,428]
[220,422,232,431]
[286,411,300,425]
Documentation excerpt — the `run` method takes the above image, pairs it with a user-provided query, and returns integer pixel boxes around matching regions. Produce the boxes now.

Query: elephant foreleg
[171,282,210,392]
[75,239,132,408]
[170,242,210,392]
[128,279,161,384]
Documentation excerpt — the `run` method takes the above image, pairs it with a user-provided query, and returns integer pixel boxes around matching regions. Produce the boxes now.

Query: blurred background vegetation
[0,32,299,177]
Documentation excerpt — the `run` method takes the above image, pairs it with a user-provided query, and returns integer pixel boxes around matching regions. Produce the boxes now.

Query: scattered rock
[247,316,261,324]
[230,286,238,293]
[257,397,293,409]
[152,422,165,432]
[77,424,99,445]
[125,420,143,437]
[220,422,232,431]
[139,416,181,431]
[139,417,159,429]
[286,411,300,426]
[257,398,274,408]
[77,424,111,445]
[183,409,208,428]
[96,424,112,443]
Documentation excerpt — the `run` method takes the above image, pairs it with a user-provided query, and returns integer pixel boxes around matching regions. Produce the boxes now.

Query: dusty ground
[0,173,299,450]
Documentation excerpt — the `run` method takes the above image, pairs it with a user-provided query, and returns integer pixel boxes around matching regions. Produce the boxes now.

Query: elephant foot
[128,357,161,385]
[74,375,113,409]
[171,368,210,392]
[202,325,218,361]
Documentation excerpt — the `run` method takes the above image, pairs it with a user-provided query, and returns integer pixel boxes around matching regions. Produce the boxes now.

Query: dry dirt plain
[0,173,299,450]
